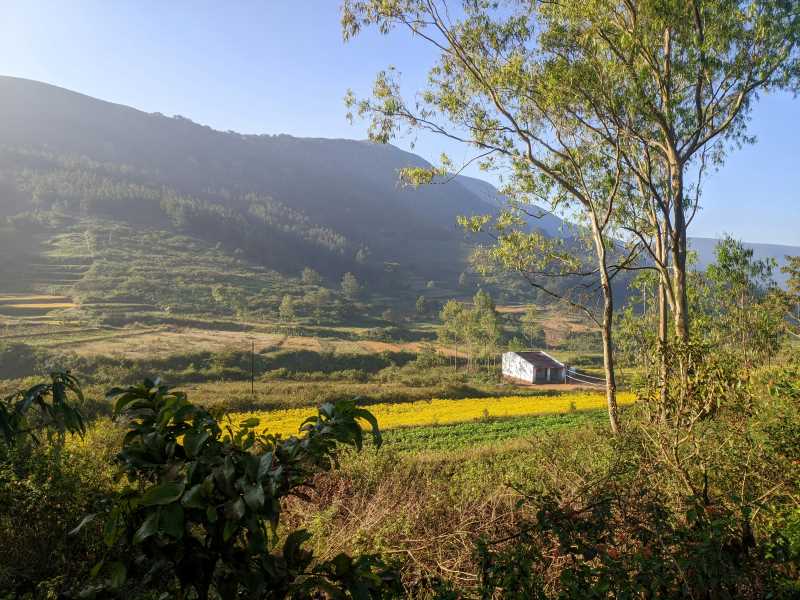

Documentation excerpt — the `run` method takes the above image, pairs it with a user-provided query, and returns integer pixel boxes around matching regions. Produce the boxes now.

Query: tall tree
[705,236,783,365]
[343,0,654,432]
[527,0,800,341]
[415,295,428,315]
[438,299,466,369]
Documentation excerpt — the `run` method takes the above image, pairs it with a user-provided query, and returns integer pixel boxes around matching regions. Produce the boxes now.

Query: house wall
[502,353,534,382]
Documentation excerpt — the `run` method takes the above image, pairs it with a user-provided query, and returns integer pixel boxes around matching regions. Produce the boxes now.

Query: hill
[0,76,566,291]
[0,76,794,321]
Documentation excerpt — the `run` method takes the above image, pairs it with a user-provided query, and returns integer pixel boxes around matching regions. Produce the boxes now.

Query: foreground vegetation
[1,354,799,598]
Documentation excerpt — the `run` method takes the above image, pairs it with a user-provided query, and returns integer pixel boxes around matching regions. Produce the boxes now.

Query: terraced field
[0,294,78,319]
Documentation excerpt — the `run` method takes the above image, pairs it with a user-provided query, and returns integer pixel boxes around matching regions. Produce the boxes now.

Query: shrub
[76,378,400,598]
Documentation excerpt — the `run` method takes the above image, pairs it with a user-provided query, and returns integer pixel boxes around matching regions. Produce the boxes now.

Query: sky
[1,0,798,246]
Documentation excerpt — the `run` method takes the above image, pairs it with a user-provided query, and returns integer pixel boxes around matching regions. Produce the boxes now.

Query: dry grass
[63,327,286,358]
[49,326,424,359]
[356,340,426,353]
[0,294,73,305]
[1,303,76,309]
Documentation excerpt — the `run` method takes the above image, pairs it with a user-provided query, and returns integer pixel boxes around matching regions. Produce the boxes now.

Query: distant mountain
[0,75,561,287]
[454,175,567,237]
[689,237,799,287]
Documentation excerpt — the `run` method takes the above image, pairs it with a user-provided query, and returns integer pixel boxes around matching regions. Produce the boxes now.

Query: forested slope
[0,76,564,292]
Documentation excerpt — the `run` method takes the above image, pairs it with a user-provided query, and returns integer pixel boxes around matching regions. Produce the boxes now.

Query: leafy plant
[75,378,399,599]
[0,371,85,446]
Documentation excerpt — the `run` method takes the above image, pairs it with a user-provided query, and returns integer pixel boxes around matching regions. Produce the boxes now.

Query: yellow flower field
[232,391,636,437]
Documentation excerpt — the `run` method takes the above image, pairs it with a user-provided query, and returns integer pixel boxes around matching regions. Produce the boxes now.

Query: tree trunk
[656,233,669,415]
[593,232,620,434]
[600,276,620,434]
[670,163,690,342]
[658,277,669,414]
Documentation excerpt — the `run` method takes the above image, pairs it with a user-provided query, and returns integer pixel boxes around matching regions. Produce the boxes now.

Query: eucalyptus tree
[342,0,648,432]
[523,0,800,341]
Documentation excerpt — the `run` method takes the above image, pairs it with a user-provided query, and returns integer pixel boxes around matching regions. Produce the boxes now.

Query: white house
[502,350,567,384]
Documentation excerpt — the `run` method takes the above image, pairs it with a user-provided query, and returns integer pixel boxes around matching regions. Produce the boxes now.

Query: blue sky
[2,1,798,246]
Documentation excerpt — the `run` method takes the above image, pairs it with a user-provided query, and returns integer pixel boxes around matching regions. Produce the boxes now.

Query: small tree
[341,272,361,300]
[381,308,398,324]
[415,295,428,316]
[438,299,466,370]
[705,237,784,366]
[212,285,248,317]
[279,295,295,320]
[520,307,544,349]
[305,288,332,325]
[355,247,370,264]
[300,267,321,286]
[278,295,295,332]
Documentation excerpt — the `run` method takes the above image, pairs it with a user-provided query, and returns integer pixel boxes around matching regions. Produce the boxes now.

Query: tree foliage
[0,371,85,446]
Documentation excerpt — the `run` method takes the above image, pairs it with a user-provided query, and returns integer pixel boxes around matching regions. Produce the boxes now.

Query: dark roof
[512,351,564,369]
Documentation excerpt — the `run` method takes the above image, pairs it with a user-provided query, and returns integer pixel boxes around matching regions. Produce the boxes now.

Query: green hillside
[0,76,533,292]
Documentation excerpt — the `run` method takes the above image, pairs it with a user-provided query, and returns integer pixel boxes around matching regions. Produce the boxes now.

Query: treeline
[1,147,361,276]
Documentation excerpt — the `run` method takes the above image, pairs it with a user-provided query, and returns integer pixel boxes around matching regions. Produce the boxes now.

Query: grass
[381,409,609,453]
[233,391,635,437]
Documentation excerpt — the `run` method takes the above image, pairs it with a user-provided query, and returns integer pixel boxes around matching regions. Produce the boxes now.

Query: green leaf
[159,503,185,539]
[103,511,122,547]
[283,529,312,562]
[90,559,105,579]
[225,497,246,521]
[109,561,127,589]
[223,518,239,542]
[140,481,185,506]
[239,417,260,429]
[184,429,210,457]
[206,505,218,523]
[352,408,382,448]
[133,512,159,544]
[332,552,353,577]
[257,451,274,479]
[243,483,265,510]
[182,483,206,509]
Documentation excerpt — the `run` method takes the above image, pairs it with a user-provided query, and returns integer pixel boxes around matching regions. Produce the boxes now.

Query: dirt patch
[357,340,426,354]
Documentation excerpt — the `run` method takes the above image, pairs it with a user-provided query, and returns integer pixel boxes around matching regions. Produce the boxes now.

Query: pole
[251,340,255,398]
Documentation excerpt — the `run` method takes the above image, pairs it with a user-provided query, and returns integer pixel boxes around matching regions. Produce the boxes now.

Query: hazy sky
[2,1,798,245]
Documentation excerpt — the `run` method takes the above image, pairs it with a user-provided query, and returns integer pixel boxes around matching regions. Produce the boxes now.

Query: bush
[74,379,400,598]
